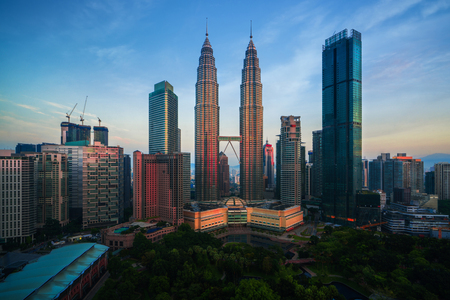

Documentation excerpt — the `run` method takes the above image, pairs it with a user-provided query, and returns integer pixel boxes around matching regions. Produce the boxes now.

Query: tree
[43,218,61,237]
[262,256,273,274]
[154,292,171,300]
[108,256,124,279]
[117,280,135,300]
[324,225,333,235]
[235,279,280,300]
[310,235,319,245]
[96,278,119,300]
[132,232,152,258]
[148,276,170,296]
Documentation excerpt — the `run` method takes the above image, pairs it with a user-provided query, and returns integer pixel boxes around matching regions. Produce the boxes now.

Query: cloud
[355,0,422,30]
[15,103,47,115]
[44,100,72,110]
[422,0,450,17]
[89,45,134,64]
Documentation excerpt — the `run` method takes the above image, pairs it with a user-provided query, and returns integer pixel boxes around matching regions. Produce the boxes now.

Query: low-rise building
[382,203,449,236]
[102,221,176,251]
[0,243,108,300]
[183,197,303,233]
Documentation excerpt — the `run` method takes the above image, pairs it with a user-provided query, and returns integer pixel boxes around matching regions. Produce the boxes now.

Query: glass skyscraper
[240,33,263,202]
[195,31,219,201]
[279,116,302,206]
[149,80,178,155]
[263,140,275,190]
[311,130,323,198]
[322,29,362,226]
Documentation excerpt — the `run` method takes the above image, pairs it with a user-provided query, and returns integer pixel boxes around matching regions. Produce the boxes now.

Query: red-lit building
[133,151,185,225]
[219,152,230,197]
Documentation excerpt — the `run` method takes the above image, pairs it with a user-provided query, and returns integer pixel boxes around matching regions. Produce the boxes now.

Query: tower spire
[250,20,252,39]
[206,18,208,36]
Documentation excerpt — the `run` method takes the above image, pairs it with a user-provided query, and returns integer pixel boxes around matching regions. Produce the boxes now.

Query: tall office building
[383,159,403,201]
[368,153,390,191]
[308,150,313,164]
[82,142,124,229]
[94,126,109,146]
[0,153,36,244]
[60,122,78,145]
[42,144,85,220]
[311,130,323,198]
[123,154,132,209]
[195,30,219,202]
[275,137,281,200]
[240,32,263,202]
[149,81,178,155]
[435,162,450,200]
[301,146,306,200]
[362,159,368,188]
[133,151,185,225]
[322,29,362,226]
[392,154,424,193]
[425,171,435,195]
[263,140,275,190]
[218,152,230,197]
[61,123,91,145]
[279,116,302,206]
[26,152,69,228]
[305,162,312,199]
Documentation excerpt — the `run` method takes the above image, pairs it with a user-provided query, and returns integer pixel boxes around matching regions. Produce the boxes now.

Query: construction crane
[80,96,88,125]
[97,117,101,126]
[65,103,78,123]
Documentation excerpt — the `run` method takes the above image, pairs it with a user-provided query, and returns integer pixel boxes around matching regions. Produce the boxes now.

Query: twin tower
[195,29,263,202]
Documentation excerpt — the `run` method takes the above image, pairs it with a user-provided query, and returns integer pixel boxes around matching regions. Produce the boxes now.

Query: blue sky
[1,0,449,166]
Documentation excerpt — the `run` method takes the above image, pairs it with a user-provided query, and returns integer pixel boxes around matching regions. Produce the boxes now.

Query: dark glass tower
[263,140,275,190]
[149,81,178,154]
[240,31,263,202]
[322,29,362,226]
[311,130,323,198]
[195,29,219,201]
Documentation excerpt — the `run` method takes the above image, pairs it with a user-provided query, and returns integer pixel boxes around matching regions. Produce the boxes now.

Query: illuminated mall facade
[183,197,303,233]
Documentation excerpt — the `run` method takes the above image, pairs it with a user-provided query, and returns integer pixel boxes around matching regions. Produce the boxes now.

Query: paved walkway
[84,271,110,300]
[284,258,315,265]
[301,266,317,277]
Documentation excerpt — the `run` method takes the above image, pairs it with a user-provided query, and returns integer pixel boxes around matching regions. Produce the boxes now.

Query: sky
[1,0,450,166]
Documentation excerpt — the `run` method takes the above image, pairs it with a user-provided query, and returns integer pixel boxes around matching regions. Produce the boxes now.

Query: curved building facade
[195,31,220,202]
[240,35,263,202]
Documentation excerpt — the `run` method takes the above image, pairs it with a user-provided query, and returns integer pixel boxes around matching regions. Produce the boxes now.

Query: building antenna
[206,17,208,36]
[250,20,252,39]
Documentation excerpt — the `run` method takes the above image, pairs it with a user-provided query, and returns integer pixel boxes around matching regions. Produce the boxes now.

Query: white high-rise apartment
[0,151,36,243]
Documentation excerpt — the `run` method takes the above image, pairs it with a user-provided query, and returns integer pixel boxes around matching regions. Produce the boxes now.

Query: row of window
[251,220,278,226]
[201,220,224,228]
[2,214,19,221]
[2,229,18,237]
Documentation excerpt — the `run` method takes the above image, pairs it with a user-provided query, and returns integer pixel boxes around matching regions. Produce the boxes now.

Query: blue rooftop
[0,243,108,300]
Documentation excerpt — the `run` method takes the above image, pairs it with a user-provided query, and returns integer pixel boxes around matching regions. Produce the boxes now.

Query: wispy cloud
[355,0,422,30]
[422,0,450,17]
[44,100,72,111]
[14,102,47,115]
[89,45,134,64]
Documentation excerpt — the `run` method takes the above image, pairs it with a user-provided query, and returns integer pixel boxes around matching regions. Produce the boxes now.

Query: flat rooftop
[0,243,108,300]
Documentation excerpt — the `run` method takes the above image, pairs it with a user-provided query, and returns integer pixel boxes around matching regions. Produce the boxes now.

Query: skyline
[1,1,450,166]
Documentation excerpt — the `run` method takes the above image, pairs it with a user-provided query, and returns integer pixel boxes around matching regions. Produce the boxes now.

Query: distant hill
[419,153,450,171]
